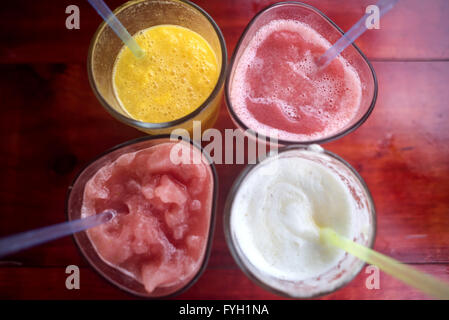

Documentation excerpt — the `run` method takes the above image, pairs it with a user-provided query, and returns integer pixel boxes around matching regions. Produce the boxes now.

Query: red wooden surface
[0,0,448,300]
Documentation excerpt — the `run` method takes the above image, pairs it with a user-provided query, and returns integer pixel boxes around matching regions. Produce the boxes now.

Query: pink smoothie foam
[81,142,213,293]
[230,19,362,141]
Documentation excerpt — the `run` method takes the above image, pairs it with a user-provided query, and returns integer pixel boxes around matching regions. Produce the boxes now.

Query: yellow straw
[320,227,449,300]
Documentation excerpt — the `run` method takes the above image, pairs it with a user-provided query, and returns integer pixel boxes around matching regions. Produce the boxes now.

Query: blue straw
[0,210,115,258]
[88,0,145,58]
[317,0,399,68]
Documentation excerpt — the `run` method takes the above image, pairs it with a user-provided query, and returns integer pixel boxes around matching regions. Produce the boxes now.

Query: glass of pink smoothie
[225,2,378,145]
[66,136,217,298]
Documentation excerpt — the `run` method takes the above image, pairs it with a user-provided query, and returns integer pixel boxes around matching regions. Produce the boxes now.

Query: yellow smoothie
[113,25,219,123]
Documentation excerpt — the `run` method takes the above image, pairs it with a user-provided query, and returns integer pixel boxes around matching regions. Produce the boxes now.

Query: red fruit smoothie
[81,142,213,293]
[230,19,362,141]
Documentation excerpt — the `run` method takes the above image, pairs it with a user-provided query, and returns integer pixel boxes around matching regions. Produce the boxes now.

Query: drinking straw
[320,227,449,300]
[0,210,116,258]
[88,0,145,58]
[317,0,399,68]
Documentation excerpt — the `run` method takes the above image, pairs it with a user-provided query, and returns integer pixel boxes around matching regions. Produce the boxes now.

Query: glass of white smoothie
[224,145,376,298]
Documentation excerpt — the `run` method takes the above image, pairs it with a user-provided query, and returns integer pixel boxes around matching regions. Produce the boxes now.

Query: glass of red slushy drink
[66,136,217,298]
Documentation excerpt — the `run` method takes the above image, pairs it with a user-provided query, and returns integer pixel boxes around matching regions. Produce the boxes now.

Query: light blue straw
[0,210,115,258]
[88,0,145,58]
[317,0,399,68]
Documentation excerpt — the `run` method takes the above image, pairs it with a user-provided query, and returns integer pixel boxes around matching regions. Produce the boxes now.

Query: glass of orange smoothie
[88,0,227,135]
[66,136,218,298]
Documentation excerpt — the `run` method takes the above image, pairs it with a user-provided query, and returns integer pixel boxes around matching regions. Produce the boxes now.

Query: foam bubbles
[113,25,219,123]
[230,19,362,141]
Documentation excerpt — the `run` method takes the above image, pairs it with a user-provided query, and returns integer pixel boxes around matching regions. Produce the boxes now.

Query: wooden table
[0,0,448,300]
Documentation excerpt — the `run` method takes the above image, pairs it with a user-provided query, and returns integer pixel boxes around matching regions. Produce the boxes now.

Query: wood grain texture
[1,265,448,300]
[0,0,448,299]
[0,0,449,63]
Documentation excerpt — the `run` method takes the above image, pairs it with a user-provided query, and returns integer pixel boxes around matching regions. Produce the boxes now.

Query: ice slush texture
[81,142,213,293]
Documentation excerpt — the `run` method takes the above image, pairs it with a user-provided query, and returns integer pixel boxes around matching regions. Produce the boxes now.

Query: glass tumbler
[225,2,378,145]
[224,145,376,298]
[66,135,218,298]
[88,0,227,135]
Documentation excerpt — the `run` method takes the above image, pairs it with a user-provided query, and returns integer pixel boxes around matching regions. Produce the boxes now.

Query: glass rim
[224,1,378,146]
[223,144,377,299]
[87,0,228,130]
[65,134,219,298]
